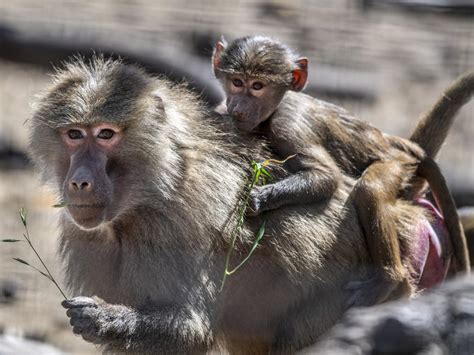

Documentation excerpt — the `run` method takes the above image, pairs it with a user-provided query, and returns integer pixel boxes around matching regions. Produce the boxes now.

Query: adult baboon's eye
[252,82,264,91]
[97,129,115,140]
[67,129,84,140]
[232,78,244,87]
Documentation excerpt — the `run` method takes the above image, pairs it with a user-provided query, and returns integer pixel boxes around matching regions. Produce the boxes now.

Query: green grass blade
[260,167,272,178]
[254,170,262,184]
[227,219,267,275]
[19,208,27,227]
[13,258,53,281]
[13,257,30,266]
[52,202,67,208]
[37,270,54,281]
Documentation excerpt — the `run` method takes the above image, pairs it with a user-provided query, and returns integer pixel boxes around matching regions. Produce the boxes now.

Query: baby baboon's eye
[232,78,244,87]
[251,82,264,91]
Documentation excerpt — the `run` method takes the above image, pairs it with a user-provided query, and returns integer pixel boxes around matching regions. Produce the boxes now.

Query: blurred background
[0,0,472,353]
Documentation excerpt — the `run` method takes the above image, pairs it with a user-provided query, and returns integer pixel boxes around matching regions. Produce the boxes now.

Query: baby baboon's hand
[248,185,275,216]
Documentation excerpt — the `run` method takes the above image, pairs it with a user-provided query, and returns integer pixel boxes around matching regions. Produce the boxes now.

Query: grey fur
[30,57,427,353]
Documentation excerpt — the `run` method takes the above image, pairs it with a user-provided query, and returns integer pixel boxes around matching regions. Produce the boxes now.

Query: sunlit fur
[28,57,373,352]
[28,57,470,353]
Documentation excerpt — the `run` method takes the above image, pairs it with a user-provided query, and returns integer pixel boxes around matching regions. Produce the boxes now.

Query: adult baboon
[28,57,468,353]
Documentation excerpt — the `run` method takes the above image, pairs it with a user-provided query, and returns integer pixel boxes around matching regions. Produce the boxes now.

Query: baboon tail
[417,157,470,273]
[410,71,474,159]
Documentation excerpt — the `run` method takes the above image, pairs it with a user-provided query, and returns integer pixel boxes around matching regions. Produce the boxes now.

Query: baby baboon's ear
[292,57,309,92]
[212,39,227,77]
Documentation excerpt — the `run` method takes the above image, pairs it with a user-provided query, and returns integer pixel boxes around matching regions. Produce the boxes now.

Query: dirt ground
[0,1,472,353]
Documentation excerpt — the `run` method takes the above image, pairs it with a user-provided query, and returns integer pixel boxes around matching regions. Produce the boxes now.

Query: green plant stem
[226,217,266,275]
[22,221,67,300]
[219,155,296,292]
[219,157,277,292]
[219,178,256,291]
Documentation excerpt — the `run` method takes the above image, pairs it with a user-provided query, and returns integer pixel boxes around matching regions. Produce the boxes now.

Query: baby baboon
[212,36,472,305]
[28,57,468,353]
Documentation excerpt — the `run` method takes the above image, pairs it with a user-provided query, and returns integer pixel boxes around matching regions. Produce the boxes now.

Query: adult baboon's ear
[292,57,309,92]
[151,91,165,116]
[212,39,227,77]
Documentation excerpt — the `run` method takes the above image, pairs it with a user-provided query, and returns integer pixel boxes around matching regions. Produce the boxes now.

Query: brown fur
[213,37,472,306]
[411,72,474,158]
[28,57,438,353]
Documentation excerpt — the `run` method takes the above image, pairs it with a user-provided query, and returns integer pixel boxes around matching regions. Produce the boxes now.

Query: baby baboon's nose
[233,111,245,120]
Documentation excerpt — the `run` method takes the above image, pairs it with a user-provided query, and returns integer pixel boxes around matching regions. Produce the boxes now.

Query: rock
[302,276,474,355]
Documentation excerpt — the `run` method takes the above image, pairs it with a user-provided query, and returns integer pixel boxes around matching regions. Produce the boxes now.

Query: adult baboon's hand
[62,296,135,346]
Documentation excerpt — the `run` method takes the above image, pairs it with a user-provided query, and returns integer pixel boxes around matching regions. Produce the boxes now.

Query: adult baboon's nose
[69,167,94,192]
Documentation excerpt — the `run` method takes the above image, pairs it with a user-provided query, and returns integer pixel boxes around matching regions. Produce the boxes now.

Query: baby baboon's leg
[348,160,415,307]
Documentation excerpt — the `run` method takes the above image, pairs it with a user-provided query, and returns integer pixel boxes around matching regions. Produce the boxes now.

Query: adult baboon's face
[29,59,171,231]
[59,123,122,230]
